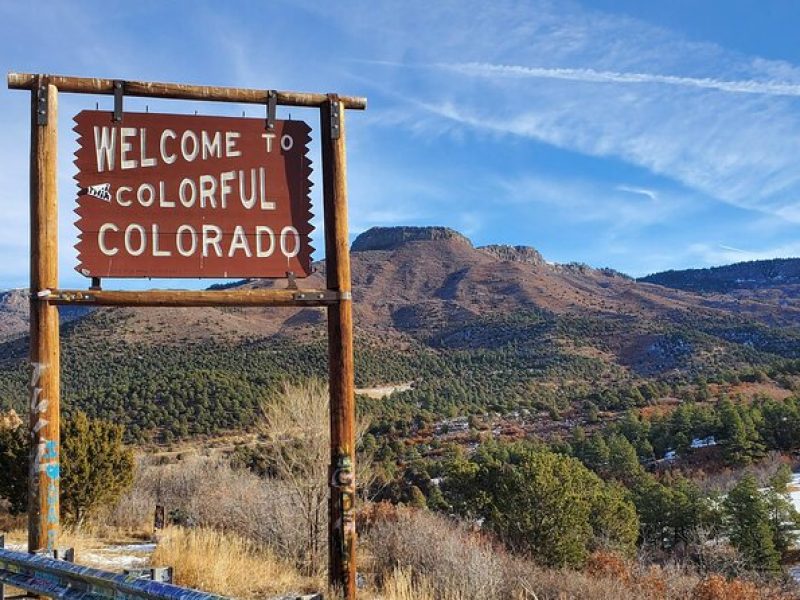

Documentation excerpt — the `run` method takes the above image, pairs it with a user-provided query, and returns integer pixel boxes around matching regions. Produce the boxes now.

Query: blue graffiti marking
[43,440,57,460]
[45,464,59,479]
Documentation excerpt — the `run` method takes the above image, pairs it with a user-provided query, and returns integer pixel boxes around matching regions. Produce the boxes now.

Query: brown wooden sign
[74,110,314,278]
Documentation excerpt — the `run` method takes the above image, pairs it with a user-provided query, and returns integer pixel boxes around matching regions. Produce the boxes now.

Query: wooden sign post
[8,72,366,600]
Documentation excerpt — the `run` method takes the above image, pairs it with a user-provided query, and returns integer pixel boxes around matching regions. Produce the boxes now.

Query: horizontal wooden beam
[43,288,340,308]
[7,72,367,110]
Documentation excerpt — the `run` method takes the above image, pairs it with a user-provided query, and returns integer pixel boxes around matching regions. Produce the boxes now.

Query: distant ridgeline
[639,257,800,293]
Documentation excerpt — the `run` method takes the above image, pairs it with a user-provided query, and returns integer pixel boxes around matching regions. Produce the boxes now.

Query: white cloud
[616,185,658,201]
[436,62,800,97]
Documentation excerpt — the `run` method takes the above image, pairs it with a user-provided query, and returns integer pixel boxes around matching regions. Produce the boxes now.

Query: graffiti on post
[330,451,355,589]
[29,361,59,549]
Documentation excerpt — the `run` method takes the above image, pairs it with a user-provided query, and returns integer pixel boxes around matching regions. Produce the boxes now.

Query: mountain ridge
[0,225,798,441]
[639,257,800,293]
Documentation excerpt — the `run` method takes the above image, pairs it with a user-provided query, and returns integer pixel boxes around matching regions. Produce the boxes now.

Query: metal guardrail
[0,536,322,600]
[0,537,229,600]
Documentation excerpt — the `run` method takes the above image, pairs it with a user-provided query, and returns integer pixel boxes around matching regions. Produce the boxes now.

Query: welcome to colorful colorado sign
[73,110,314,278]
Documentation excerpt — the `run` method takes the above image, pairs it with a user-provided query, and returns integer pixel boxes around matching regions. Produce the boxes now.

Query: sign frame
[8,72,365,600]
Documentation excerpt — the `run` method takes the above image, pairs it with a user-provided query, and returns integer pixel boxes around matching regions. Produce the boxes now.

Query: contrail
[436,62,800,97]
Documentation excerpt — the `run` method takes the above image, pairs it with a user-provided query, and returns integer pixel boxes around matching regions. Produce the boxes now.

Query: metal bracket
[90,277,102,291]
[113,80,125,122]
[35,547,75,562]
[35,81,48,126]
[286,271,298,290]
[124,567,173,584]
[328,94,341,140]
[293,290,340,303]
[266,90,277,131]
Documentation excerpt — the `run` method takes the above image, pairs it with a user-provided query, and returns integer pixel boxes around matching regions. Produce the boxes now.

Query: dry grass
[4,527,96,556]
[150,527,321,599]
[366,568,461,600]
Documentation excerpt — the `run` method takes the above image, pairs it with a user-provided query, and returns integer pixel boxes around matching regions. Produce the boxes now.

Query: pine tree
[408,485,427,509]
[719,399,755,465]
[581,433,610,475]
[766,465,800,556]
[724,474,781,573]
[670,405,694,455]
[61,411,135,525]
[443,444,638,567]
[606,434,644,486]
[0,423,28,514]
[0,413,135,525]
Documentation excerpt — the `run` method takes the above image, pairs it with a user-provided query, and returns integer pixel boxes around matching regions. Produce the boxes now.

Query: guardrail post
[124,567,173,584]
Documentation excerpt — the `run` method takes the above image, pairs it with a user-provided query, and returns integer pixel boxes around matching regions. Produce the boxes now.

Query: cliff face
[351,226,472,252]
[479,245,545,267]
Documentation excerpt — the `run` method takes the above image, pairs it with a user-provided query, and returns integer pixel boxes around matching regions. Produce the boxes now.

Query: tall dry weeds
[107,455,308,565]
[150,527,320,599]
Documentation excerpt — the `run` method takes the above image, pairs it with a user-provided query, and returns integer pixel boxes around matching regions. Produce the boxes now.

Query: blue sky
[1,0,799,289]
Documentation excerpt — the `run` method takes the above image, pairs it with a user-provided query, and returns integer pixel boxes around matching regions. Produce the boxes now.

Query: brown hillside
[1,226,798,350]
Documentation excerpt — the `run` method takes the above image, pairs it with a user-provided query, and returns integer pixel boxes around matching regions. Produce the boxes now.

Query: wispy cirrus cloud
[301,0,800,225]
[616,186,658,202]
[435,62,800,97]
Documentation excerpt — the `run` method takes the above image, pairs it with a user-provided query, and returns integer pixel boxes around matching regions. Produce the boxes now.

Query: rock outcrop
[351,226,472,252]
[479,245,545,267]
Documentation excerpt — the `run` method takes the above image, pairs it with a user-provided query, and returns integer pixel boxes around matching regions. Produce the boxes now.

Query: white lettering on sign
[201,131,222,160]
[95,222,303,261]
[120,127,137,170]
[176,225,197,257]
[140,129,157,167]
[181,130,199,162]
[93,126,116,172]
[280,226,301,258]
[98,223,119,256]
[106,169,278,211]
[91,127,256,171]
[225,131,241,157]
[261,133,275,153]
[160,129,177,164]
[76,111,313,278]
[124,224,146,256]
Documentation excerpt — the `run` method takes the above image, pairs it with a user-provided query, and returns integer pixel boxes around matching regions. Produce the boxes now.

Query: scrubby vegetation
[0,411,133,523]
